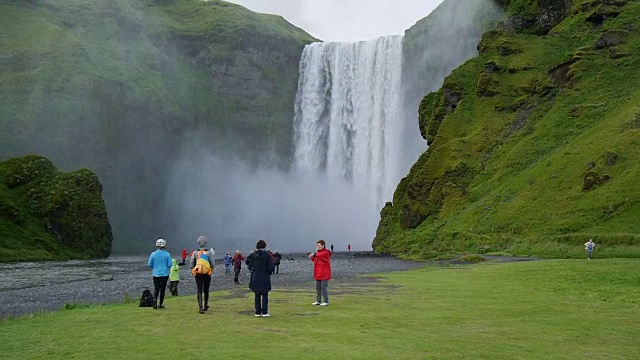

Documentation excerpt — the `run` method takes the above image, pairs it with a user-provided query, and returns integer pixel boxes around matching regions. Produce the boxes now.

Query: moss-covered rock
[0,155,112,262]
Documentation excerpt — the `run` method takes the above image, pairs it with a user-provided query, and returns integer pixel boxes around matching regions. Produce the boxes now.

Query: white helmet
[156,238,166,247]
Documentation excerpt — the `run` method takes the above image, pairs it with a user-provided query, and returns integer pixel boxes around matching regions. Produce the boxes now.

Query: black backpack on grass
[139,288,153,307]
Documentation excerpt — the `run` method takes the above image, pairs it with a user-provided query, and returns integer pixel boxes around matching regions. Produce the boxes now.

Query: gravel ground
[0,252,426,319]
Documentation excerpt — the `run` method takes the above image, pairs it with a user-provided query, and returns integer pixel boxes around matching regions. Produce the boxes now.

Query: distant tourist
[147,238,172,309]
[190,236,215,314]
[180,248,187,265]
[273,250,282,274]
[224,251,232,275]
[330,244,334,252]
[584,239,596,260]
[247,239,275,317]
[347,244,351,253]
[232,250,245,284]
[168,258,180,296]
[310,239,332,306]
[246,249,256,277]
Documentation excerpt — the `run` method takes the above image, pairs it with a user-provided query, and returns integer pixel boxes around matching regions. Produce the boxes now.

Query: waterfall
[293,36,407,210]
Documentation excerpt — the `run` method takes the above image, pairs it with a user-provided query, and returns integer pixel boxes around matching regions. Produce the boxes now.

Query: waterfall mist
[294,36,410,211]
[163,135,377,253]
[160,1,504,254]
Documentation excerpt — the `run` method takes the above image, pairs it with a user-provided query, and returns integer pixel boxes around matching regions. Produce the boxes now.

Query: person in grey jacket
[247,239,275,317]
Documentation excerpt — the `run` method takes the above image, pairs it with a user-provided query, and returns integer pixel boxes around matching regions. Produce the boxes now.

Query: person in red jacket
[180,248,188,265]
[309,239,332,306]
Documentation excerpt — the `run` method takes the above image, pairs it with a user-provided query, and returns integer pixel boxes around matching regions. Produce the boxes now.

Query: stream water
[0,252,424,319]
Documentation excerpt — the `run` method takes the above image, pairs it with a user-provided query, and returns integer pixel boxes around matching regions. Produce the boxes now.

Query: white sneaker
[320,302,329,306]
[311,301,320,305]
[254,314,261,317]
[261,313,271,317]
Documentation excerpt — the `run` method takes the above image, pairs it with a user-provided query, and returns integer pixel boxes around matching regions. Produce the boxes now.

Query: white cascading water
[293,36,406,211]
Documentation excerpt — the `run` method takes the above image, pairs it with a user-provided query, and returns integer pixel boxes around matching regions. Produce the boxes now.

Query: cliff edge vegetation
[374,0,640,259]
[0,155,112,262]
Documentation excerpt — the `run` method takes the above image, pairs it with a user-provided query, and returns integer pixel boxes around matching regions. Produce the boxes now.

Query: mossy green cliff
[0,0,316,252]
[374,0,640,259]
[0,155,112,261]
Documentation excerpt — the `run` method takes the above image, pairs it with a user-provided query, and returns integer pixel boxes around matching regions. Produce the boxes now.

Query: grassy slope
[0,0,315,157]
[0,259,638,359]
[1,0,316,256]
[374,1,640,259]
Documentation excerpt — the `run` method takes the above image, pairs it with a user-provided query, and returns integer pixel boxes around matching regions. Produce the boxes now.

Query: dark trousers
[153,276,169,305]
[254,292,269,315]
[168,280,179,296]
[275,264,280,274]
[234,267,241,283]
[195,274,211,309]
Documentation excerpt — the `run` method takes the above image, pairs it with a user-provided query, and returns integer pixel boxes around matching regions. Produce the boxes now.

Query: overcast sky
[225,0,445,42]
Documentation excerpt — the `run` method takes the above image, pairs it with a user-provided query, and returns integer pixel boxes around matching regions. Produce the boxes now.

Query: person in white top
[584,239,595,260]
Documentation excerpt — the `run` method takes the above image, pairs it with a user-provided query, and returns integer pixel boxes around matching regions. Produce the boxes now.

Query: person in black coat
[247,239,275,317]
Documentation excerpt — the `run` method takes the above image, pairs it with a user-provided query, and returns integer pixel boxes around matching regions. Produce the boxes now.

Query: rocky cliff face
[1,0,316,253]
[0,155,112,261]
[374,0,640,258]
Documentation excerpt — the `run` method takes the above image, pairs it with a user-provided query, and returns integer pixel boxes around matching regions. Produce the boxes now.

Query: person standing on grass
[584,239,595,260]
[247,239,275,317]
[168,258,180,296]
[232,250,244,284]
[148,238,172,309]
[191,236,215,314]
[310,239,332,306]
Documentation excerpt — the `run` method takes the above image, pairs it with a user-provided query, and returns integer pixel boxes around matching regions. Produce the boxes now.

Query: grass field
[1,259,638,359]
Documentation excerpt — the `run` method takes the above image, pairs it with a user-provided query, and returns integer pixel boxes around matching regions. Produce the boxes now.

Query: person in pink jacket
[309,239,332,306]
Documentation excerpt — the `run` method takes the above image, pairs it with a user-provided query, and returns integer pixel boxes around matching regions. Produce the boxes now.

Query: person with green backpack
[190,235,215,314]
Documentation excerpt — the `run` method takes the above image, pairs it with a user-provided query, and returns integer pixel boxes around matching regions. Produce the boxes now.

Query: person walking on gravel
[232,250,244,284]
[148,238,172,309]
[310,239,332,306]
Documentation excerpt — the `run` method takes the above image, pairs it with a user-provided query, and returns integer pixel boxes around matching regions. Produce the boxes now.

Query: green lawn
[1,259,638,359]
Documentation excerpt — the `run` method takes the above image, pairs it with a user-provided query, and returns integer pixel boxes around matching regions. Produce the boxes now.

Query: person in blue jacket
[224,251,233,275]
[148,238,172,309]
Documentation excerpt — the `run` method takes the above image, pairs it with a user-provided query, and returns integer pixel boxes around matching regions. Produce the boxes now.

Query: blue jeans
[254,292,269,315]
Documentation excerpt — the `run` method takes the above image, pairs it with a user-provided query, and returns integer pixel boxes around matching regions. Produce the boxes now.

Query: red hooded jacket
[311,248,331,280]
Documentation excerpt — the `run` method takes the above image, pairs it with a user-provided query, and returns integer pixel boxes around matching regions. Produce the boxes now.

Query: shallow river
[0,252,424,319]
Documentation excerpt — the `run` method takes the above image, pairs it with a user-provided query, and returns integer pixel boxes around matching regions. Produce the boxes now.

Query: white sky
[224,0,445,42]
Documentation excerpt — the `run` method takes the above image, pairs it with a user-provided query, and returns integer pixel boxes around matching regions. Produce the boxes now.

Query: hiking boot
[311,301,320,305]
[153,302,158,309]
[158,305,165,309]
[204,305,209,311]
[320,302,329,306]
[261,313,270,317]
[199,308,204,314]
